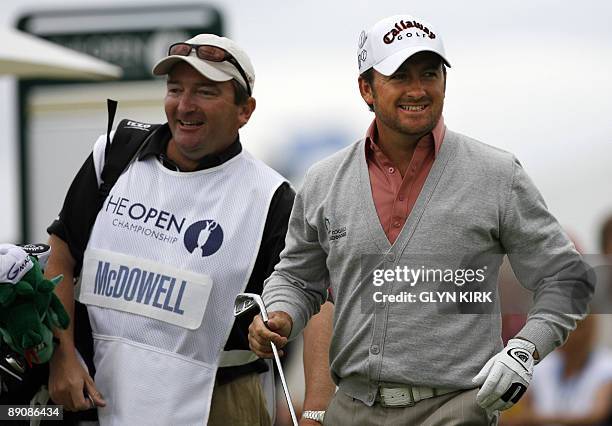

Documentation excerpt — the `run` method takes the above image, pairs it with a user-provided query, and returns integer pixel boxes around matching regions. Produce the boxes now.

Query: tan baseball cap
[152,33,255,94]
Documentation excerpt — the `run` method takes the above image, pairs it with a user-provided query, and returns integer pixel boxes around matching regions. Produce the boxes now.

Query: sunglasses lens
[195,45,227,62]
[169,43,192,56]
[166,43,251,95]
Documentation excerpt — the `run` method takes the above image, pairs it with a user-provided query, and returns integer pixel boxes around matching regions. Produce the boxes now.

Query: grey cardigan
[263,129,593,406]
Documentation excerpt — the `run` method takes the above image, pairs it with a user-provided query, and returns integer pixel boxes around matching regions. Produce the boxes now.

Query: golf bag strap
[76,101,162,378]
[98,99,163,203]
[104,99,117,165]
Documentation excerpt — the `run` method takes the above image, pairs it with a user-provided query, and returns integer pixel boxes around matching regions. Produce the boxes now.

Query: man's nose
[403,78,427,99]
[177,92,196,113]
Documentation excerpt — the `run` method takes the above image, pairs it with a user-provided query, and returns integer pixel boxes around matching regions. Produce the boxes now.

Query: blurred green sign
[17,5,224,80]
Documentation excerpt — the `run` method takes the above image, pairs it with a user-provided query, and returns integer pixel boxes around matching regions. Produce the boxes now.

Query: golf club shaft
[0,364,23,381]
[271,342,298,426]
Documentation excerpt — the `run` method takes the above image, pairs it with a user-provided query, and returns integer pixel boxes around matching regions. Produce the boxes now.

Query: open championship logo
[183,220,224,257]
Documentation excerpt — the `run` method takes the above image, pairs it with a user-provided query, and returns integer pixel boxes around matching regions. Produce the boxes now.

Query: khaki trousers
[324,388,498,426]
[208,373,272,426]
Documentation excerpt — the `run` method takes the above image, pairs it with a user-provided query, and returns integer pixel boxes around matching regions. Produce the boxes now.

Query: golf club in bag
[234,293,298,426]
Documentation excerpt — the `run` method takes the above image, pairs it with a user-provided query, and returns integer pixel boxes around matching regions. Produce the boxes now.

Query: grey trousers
[324,388,498,426]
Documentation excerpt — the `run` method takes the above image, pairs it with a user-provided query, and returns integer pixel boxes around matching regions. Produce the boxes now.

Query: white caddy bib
[77,135,285,426]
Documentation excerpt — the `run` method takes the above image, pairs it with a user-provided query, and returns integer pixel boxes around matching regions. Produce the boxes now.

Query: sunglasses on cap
[168,43,252,96]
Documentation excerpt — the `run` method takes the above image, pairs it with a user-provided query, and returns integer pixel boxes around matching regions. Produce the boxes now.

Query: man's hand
[472,338,535,413]
[48,347,106,411]
[248,311,292,358]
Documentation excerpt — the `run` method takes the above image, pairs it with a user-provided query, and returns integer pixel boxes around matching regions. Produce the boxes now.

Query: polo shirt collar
[138,123,243,171]
[365,116,446,155]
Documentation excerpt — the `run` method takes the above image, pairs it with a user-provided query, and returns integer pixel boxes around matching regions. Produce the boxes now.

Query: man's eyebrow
[424,62,443,69]
[166,79,219,87]
[195,82,219,87]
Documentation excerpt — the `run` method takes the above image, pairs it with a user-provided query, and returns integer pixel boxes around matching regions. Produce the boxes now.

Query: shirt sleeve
[249,182,297,288]
[500,157,595,359]
[262,171,331,340]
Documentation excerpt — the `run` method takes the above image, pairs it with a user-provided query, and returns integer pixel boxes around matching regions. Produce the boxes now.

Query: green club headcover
[0,244,69,364]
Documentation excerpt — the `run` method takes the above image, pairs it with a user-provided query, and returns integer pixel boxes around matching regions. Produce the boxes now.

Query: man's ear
[358,76,374,110]
[442,65,447,93]
[238,97,256,128]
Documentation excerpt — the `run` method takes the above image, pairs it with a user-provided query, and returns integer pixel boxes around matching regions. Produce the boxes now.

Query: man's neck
[376,125,427,177]
[166,136,238,172]
[166,141,201,172]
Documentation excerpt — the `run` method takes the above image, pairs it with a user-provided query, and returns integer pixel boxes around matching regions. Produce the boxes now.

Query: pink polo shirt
[365,117,446,244]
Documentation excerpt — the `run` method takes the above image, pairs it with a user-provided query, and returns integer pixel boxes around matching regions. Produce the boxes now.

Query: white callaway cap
[357,14,451,76]
[153,33,255,94]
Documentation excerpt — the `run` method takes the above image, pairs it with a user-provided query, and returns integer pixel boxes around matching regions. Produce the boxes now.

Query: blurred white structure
[0,27,122,79]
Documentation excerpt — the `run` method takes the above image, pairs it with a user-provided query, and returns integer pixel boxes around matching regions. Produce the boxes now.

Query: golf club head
[234,293,269,322]
[0,343,25,382]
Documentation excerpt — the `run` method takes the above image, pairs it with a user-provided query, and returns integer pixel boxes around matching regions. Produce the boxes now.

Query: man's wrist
[514,336,540,360]
[53,333,75,353]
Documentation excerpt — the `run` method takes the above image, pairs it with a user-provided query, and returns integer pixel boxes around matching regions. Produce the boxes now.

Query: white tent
[0,27,122,80]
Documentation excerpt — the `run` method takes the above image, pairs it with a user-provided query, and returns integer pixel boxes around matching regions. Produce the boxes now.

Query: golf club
[0,348,25,382]
[234,293,298,426]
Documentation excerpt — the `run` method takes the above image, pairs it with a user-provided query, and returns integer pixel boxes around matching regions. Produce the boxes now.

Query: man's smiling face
[165,62,249,169]
[360,51,446,142]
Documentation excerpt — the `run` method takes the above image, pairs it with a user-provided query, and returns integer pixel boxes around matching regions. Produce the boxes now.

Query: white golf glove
[472,338,535,413]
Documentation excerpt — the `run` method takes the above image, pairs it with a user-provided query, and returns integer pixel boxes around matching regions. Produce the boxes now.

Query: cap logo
[358,30,368,49]
[383,19,436,45]
[357,50,368,69]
